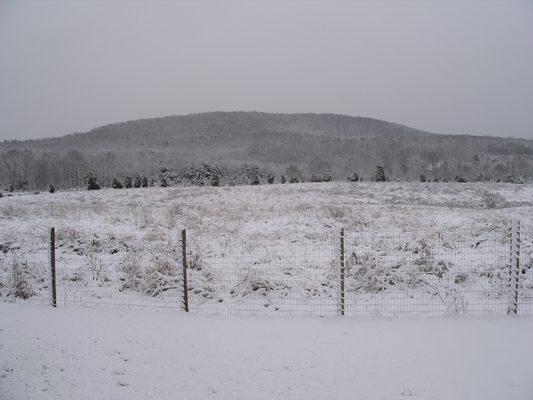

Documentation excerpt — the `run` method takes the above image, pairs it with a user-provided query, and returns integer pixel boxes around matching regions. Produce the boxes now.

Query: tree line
[0,148,529,193]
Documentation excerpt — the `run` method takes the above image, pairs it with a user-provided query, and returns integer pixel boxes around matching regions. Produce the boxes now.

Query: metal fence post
[181,229,189,313]
[508,220,521,315]
[50,227,57,308]
[339,228,345,316]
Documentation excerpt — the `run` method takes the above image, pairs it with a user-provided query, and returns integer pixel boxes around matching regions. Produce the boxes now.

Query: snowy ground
[1,302,533,400]
[2,181,533,241]
[1,182,533,315]
[2,183,533,399]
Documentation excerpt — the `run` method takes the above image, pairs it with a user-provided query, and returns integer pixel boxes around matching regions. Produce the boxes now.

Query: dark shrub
[112,178,123,189]
[375,166,386,182]
[83,172,100,190]
[347,173,359,182]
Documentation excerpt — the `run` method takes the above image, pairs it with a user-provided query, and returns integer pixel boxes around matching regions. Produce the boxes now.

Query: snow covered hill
[2,112,533,190]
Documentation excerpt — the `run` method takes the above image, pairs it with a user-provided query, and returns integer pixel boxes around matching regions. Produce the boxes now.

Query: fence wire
[55,233,183,311]
[519,225,533,315]
[344,228,511,316]
[0,230,184,311]
[0,230,51,306]
[1,224,533,316]
[187,233,338,316]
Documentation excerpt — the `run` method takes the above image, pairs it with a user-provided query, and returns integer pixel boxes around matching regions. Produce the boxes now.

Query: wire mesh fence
[519,224,533,315]
[1,222,532,316]
[0,229,51,306]
[0,229,184,311]
[343,228,512,316]
[186,233,338,316]
[55,232,183,311]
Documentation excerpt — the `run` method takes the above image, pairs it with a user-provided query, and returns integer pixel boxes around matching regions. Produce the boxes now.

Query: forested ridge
[1,112,532,191]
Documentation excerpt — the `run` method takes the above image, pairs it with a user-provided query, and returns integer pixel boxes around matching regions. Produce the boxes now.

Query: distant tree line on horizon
[77,164,528,192]
[0,148,531,194]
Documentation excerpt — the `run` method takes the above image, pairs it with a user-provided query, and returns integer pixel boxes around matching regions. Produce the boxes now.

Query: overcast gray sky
[0,0,532,141]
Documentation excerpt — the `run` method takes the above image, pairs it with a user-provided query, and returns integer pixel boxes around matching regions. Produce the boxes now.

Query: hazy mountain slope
[3,112,430,149]
[1,112,533,190]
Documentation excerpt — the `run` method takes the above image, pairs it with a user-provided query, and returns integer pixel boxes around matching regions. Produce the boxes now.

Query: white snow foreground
[1,303,532,400]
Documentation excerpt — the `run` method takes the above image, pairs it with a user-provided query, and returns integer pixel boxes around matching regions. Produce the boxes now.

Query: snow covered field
[2,182,533,399]
[1,303,533,400]
[1,181,533,315]
[2,181,533,239]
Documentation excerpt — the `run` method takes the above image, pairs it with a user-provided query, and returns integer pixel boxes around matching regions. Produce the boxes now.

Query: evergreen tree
[239,164,263,185]
[347,173,359,182]
[142,177,148,188]
[375,165,386,182]
[112,178,123,189]
[83,172,100,190]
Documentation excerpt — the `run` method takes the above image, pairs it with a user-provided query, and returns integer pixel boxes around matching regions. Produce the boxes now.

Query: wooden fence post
[50,227,57,308]
[181,229,189,313]
[508,220,520,315]
[339,228,345,316]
